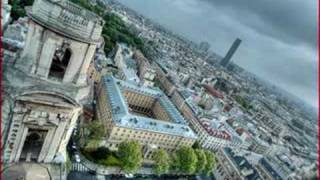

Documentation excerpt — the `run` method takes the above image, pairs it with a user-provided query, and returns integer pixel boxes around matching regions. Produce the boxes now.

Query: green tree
[194,149,207,174]
[86,121,105,139]
[9,0,35,21]
[152,149,171,175]
[118,141,143,173]
[176,146,198,174]
[92,146,110,160]
[170,151,179,171]
[203,150,217,175]
[192,141,201,149]
[84,139,101,151]
[70,0,146,55]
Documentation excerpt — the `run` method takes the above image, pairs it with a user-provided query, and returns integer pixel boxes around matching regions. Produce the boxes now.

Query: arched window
[20,129,47,162]
[49,48,72,81]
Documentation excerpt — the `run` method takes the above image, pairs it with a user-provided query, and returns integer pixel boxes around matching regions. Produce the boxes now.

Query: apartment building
[96,75,197,158]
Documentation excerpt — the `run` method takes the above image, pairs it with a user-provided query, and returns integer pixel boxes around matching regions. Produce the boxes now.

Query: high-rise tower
[220,38,241,67]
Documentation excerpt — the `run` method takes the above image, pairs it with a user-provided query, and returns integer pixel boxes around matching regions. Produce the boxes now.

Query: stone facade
[4,92,81,163]
[1,0,11,30]
[170,90,244,151]
[133,50,156,87]
[19,20,98,85]
[96,75,197,158]
[153,62,176,96]
[2,0,103,165]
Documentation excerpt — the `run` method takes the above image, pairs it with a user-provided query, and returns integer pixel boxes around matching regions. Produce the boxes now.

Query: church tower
[2,0,104,163]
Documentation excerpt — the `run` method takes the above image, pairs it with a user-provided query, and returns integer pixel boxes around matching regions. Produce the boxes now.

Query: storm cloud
[201,0,317,50]
[117,0,318,108]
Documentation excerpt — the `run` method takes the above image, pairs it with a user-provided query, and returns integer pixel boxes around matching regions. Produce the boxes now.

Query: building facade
[133,50,156,87]
[1,0,11,30]
[153,62,176,96]
[2,0,103,164]
[255,158,284,180]
[214,148,262,180]
[170,90,245,151]
[96,75,197,158]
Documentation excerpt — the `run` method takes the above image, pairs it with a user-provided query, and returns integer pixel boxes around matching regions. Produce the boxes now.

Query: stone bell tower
[2,0,104,164]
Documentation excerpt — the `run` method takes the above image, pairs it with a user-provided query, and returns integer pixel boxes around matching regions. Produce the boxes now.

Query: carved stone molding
[23,110,69,127]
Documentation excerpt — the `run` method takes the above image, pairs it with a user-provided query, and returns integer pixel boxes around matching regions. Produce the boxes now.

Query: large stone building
[255,158,284,180]
[2,0,103,165]
[214,148,262,180]
[153,61,176,96]
[170,90,246,151]
[133,50,156,87]
[96,75,197,158]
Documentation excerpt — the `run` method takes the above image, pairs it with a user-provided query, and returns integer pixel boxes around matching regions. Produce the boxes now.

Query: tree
[82,121,105,150]
[203,150,217,175]
[118,141,143,173]
[9,0,35,21]
[192,141,201,149]
[92,146,110,160]
[70,0,146,56]
[152,149,171,175]
[195,149,207,174]
[86,121,105,139]
[175,146,198,174]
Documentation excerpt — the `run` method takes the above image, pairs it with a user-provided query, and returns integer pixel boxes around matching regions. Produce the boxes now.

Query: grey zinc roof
[224,148,262,180]
[115,115,196,138]
[117,78,161,98]
[103,76,128,120]
[102,75,197,139]
[158,95,187,125]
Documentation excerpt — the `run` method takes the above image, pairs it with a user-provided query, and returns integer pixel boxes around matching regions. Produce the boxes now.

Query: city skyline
[2,0,317,178]
[117,0,318,109]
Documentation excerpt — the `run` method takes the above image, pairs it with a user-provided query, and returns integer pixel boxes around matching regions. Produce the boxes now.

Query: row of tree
[9,0,34,21]
[117,141,217,175]
[70,0,145,55]
[80,121,217,175]
[156,146,217,175]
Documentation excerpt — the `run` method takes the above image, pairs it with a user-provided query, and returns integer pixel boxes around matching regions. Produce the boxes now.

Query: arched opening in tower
[20,129,47,162]
[49,48,72,81]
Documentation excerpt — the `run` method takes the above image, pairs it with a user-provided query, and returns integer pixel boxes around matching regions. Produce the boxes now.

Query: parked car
[74,154,81,163]
[71,144,77,150]
[124,174,134,178]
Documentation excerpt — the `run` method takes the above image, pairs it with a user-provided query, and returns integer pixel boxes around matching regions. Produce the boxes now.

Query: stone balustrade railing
[28,0,104,43]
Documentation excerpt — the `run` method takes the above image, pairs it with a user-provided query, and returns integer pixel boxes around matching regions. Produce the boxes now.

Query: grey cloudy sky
[118,0,318,108]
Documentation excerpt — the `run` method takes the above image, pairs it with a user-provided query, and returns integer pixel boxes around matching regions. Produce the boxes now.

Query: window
[49,48,71,81]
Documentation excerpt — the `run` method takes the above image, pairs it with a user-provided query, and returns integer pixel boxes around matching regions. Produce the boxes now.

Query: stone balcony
[27,0,104,44]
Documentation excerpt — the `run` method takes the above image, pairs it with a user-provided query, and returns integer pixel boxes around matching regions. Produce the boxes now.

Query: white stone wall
[20,22,97,85]
[4,92,81,163]
[1,0,11,30]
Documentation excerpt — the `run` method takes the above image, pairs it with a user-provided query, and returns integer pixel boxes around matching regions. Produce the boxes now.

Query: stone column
[44,119,68,162]
[76,44,97,85]
[63,42,88,83]
[56,109,81,161]
[12,125,28,162]
[36,37,58,78]
[18,22,44,73]
[38,127,55,162]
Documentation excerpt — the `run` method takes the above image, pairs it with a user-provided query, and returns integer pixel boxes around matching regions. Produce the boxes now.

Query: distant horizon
[116,0,317,109]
